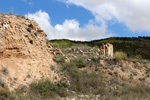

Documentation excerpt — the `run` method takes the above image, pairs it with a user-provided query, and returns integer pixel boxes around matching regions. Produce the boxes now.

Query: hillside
[48,38,150,100]
[1,14,150,100]
[0,14,60,91]
[49,37,150,60]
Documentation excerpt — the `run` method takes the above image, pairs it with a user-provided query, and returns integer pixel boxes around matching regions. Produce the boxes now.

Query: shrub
[62,61,80,77]
[30,79,67,98]
[68,71,106,95]
[61,57,86,76]
[53,55,65,64]
[49,40,74,48]
[61,58,106,95]
[0,88,10,100]
[16,15,21,18]
[72,57,86,68]
[1,67,8,75]
[145,68,150,74]
[0,76,5,88]
[8,13,13,15]
[21,15,25,19]
[114,51,127,60]
[130,55,143,61]
[121,84,150,99]
[27,74,31,78]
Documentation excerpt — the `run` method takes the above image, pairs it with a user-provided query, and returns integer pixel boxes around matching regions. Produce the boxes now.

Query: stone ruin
[99,43,113,58]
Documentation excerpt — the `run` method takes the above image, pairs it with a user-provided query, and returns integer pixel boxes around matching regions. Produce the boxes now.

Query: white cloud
[61,0,150,32]
[25,10,115,41]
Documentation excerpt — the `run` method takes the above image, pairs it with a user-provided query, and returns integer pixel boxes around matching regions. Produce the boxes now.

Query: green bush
[72,57,86,68]
[53,55,65,64]
[61,57,106,95]
[131,55,143,61]
[0,88,10,100]
[61,57,86,76]
[62,61,80,77]
[114,51,127,60]
[30,79,67,98]
[69,71,106,95]
[49,40,74,48]
[121,84,150,99]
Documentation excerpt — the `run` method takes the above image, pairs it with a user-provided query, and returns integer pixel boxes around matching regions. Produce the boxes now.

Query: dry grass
[114,51,127,60]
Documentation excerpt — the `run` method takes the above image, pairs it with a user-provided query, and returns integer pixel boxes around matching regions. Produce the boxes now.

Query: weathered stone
[0,14,60,90]
[99,43,113,58]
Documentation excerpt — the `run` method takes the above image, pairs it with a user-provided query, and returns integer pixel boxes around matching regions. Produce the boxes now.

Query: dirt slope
[0,14,59,90]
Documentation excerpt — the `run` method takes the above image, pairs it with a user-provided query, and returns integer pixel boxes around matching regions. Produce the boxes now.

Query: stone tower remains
[99,43,113,58]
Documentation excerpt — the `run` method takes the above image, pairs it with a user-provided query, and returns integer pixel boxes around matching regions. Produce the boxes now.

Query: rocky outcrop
[0,14,59,90]
[99,43,113,58]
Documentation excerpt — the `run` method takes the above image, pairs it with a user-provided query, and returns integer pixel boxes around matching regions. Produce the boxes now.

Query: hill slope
[0,14,59,90]
[0,13,150,100]
[48,38,150,100]
[49,37,150,60]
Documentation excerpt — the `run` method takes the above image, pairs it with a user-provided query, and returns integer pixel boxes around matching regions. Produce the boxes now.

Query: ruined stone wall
[99,43,113,58]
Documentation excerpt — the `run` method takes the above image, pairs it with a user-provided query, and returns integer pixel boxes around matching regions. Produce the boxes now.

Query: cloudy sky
[0,0,150,41]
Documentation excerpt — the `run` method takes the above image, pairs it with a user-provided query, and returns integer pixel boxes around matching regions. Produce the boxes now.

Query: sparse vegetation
[49,39,74,48]
[29,79,68,98]
[71,57,86,68]
[61,61,80,77]
[121,84,150,99]
[130,55,143,61]
[114,51,127,60]
[1,67,8,75]
[16,15,21,18]
[27,74,31,78]
[0,88,10,100]
[69,71,106,95]
[0,18,150,100]
[49,37,150,60]
[0,38,149,100]
[60,57,106,95]
[49,39,150,99]
[21,15,25,19]
[53,55,65,64]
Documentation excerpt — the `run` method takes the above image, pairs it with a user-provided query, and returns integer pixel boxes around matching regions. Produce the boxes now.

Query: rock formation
[99,43,113,58]
[0,14,59,90]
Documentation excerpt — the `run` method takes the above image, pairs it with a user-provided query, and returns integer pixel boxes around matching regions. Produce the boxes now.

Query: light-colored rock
[99,44,105,57]
[0,14,60,90]
[99,43,113,58]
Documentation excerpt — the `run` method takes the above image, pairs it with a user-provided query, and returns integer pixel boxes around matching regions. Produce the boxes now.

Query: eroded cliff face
[0,14,59,90]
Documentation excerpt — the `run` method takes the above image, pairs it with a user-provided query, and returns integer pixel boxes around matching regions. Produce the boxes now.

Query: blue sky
[0,0,150,41]
[0,0,93,25]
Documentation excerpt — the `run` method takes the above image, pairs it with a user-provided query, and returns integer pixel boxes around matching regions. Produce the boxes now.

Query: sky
[0,0,150,41]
